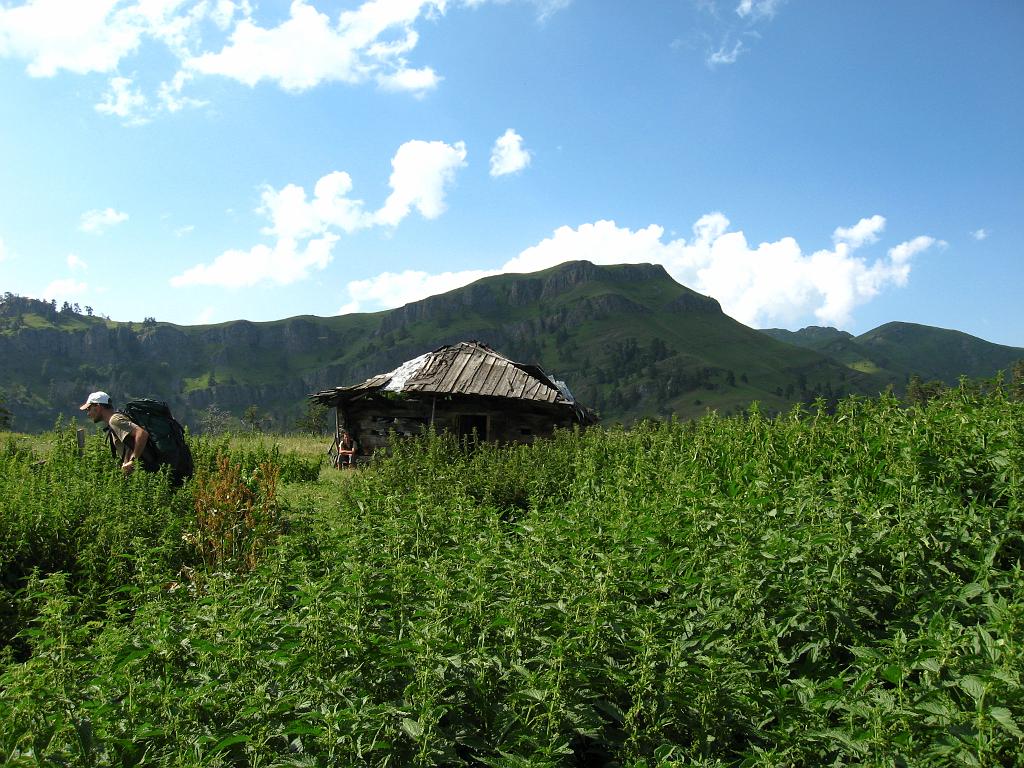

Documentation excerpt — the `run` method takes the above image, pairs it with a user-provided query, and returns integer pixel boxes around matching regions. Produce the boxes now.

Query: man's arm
[123,425,149,474]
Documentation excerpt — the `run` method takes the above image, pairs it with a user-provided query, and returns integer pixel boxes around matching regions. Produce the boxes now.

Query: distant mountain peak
[380,260,719,330]
[760,325,853,342]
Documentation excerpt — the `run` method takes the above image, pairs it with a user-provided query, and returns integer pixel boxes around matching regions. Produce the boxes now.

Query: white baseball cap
[79,391,111,410]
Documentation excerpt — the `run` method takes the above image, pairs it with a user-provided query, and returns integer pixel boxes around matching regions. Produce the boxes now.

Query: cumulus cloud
[67,253,87,271]
[171,138,467,288]
[80,207,129,234]
[0,0,146,77]
[170,235,338,288]
[2,0,576,120]
[972,228,989,241]
[183,0,447,95]
[833,214,885,249]
[337,213,941,327]
[258,172,367,241]
[373,140,468,226]
[342,267,497,314]
[490,128,531,177]
[377,65,441,93]
[888,236,941,265]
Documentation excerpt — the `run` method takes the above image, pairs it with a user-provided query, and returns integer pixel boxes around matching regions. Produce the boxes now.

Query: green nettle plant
[0,386,1022,766]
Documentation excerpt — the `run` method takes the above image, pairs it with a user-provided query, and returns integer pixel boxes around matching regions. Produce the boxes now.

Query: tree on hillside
[905,374,946,407]
[243,405,263,433]
[0,395,12,430]
[295,401,329,436]
[1012,359,1024,401]
[199,404,232,435]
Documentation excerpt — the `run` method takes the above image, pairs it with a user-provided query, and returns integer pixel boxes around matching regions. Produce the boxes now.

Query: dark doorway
[456,414,488,446]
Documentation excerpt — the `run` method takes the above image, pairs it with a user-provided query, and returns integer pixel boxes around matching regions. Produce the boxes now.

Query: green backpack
[110,398,194,485]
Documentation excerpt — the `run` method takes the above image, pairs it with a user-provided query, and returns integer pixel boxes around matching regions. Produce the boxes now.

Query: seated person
[334,429,358,468]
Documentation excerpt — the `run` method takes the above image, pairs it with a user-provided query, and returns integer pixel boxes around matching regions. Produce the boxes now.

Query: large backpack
[111,398,194,485]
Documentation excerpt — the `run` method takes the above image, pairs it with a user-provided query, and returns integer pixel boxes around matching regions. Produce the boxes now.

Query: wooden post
[76,428,85,456]
[333,406,342,470]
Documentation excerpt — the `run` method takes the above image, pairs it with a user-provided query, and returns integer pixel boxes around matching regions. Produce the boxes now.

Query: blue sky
[1,0,1022,345]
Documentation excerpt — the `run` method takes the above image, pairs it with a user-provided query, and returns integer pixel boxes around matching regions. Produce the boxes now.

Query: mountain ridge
[760,322,1024,382]
[1,263,1020,433]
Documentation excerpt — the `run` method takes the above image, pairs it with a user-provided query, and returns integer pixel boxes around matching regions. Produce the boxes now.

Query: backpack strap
[104,426,117,459]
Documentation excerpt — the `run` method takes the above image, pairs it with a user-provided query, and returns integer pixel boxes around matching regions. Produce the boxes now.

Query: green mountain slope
[856,322,1024,383]
[0,264,976,433]
[759,326,894,376]
[761,322,1024,384]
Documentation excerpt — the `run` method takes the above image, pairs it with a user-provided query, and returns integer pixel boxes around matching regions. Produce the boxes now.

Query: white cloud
[0,0,259,80]
[172,138,467,288]
[458,0,571,22]
[490,128,531,177]
[341,267,496,313]
[259,171,371,240]
[888,235,939,264]
[210,1,251,31]
[373,139,468,226]
[531,0,571,23]
[376,65,440,93]
[736,0,782,19]
[158,70,207,113]
[701,0,783,66]
[972,228,989,241]
[2,1,571,118]
[184,1,357,91]
[504,219,681,274]
[337,213,941,327]
[707,40,743,66]
[0,0,145,77]
[43,277,88,301]
[80,207,129,234]
[67,253,87,271]
[184,0,444,94]
[833,214,885,249]
[175,225,195,237]
[95,76,149,123]
[170,234,338,288]
[0,237,7,262]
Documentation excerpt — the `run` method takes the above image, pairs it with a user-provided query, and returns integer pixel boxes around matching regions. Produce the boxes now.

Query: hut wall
[339,394,579,455]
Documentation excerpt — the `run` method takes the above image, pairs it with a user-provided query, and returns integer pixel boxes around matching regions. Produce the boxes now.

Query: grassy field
[1,388,1022,766]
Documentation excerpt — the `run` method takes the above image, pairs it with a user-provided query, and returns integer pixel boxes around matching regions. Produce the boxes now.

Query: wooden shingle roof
[311,341,576,408]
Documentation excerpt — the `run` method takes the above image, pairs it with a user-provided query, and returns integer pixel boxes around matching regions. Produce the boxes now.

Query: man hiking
[80,391,149,476]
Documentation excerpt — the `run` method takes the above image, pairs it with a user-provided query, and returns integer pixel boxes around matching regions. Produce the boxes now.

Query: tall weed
[1,388,1022,766]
